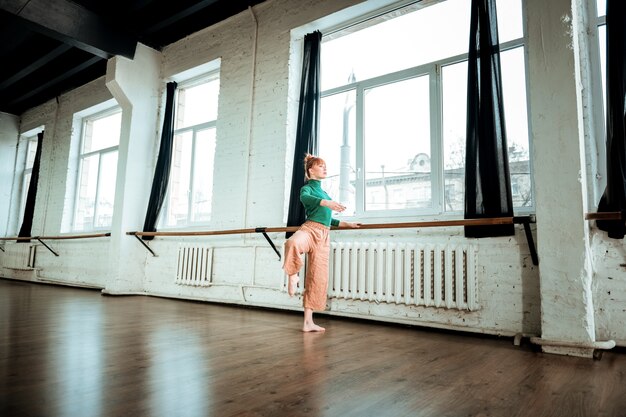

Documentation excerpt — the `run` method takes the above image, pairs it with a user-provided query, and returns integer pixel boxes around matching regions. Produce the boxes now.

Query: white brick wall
[3,0,626,352]
[0,112,19,237]
[20,78,115,236]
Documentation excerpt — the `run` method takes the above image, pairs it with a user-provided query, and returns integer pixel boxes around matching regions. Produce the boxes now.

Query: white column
[526,0,597,357]
[103,44,162,294]
[0,112,19,237]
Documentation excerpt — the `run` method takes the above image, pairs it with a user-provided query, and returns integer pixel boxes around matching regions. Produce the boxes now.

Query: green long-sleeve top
[300,180,340,228]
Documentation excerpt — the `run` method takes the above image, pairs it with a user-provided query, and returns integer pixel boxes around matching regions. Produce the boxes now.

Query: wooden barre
[127,215,538,266]
[127,217,519,237]
[584,212,622,221]
[0,233,111,256]
[0,233,111,241]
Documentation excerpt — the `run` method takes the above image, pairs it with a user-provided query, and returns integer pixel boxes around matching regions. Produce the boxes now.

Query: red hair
[303,153,324,180]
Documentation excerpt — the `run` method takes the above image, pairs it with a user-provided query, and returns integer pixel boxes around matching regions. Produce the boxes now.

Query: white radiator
[176,245,213,286]
[1,243,36,270]
[328,242,477,311]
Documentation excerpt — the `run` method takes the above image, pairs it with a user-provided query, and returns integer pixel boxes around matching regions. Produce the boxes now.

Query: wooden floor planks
[1,278,625,417]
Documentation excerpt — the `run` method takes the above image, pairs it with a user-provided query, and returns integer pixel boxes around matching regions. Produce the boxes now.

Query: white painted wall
[526,0,597,357]
[3,0,625,356]
[104,44,162,294]
[0,112,19,237]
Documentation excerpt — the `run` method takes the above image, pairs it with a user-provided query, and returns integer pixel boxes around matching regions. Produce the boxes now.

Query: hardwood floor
[1,278,625,417]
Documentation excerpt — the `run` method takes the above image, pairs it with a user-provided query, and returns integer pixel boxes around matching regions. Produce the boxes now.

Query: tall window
[73,108,122,231]
[164,72,219,227]
[595,0,607,120]
[318,0,532,218]
[19,134,39,222]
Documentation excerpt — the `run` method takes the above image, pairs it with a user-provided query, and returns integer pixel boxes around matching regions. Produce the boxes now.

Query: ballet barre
[0,233,111,256]
[584,211,622,221]
[127,215,538,265]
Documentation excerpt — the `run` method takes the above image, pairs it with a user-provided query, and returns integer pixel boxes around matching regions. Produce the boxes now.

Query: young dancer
[283,154,360,332]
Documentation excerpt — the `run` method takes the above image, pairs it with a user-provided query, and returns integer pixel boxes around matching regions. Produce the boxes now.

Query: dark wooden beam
[0,44,71,90]
[5,55,103,108]
[142,0,221,35]
[0,0,136,59]
[0,13,31,56]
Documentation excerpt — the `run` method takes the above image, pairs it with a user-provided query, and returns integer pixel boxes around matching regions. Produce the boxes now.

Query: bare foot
[302,323,326,332]
[288,274,299,297]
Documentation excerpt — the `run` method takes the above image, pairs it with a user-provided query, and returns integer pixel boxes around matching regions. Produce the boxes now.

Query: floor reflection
[147,326,211,417]
[5,280,626,417]
[301,331,327,416]
[52,300,103,417]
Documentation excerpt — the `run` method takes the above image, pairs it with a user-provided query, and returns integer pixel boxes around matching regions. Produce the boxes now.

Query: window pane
[500,47,532,208]
[364,76,431,211]
[322,0,471,91]
[94,151,118,228]
[75,154,99,231]
[599,24,607,114]
[191,128,216,223]
[320,90,357,216]
[176,78,220,129]
[442,48,533,211]
[83,111,122,153]
[26,138,38,169]
[496,0,524,43]
[20,173,31,221]
[167,132,193,226]
[318,0,530,217]
[597,0,606,17]
[442,61,468,212]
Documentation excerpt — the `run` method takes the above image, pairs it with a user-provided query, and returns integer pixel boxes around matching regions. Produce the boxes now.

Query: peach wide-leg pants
[283,221,330,311]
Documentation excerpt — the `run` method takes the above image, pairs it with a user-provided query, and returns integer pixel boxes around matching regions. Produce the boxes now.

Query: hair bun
[303,153,323,180]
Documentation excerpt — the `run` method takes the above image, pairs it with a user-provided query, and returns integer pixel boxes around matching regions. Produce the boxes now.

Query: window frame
[18,135,39,222]
[590,0,607,200]
[71,106,122,232]
[160,70,220,229]
[317,0,534,221]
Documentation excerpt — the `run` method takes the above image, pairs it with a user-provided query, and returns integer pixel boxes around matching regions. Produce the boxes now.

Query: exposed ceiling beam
[0,44,72,90]
[142,0,221,35]
[0,14,31,56]
[5,55,102,109]
[0,0,137,59]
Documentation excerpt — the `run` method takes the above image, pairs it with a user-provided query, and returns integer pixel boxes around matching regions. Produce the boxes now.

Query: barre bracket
[513,216,538,266]
[256,227,281,261]
[36,238,59,257]
[133,234,157,257]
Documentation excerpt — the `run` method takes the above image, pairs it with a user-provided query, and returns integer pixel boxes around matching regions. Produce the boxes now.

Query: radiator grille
[328,242,477,311]
[176,246,213,286]
[1,244,36,270]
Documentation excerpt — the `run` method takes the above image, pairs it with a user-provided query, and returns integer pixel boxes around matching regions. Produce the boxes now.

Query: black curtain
[464,0,515,238]
[285,31,322,238]
[18,131,44,241]
[596,0,626,239]
[142,81,177,240]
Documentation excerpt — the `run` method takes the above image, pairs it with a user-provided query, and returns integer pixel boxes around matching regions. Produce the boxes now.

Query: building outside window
[163,72,219,227]
[73,108,122,231]
[318,0,532,219]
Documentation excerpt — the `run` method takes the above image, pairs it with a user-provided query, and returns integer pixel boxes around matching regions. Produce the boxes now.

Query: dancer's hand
[339,221,361,229]
[321,200,346,212]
